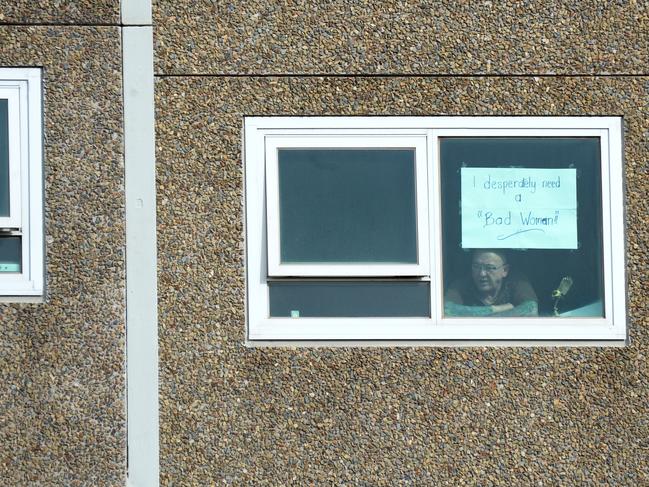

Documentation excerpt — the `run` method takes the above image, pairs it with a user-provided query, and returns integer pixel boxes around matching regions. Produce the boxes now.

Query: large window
[244,117,626,343]
[0,69,43,298]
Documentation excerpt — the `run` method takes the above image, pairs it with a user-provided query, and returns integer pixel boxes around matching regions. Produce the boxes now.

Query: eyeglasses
[472,263,505,273]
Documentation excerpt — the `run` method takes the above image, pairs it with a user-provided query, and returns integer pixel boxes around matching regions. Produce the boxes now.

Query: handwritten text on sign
[461,167,577,249]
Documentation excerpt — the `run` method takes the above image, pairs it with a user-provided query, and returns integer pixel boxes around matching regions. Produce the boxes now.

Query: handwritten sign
[461,167,577,249]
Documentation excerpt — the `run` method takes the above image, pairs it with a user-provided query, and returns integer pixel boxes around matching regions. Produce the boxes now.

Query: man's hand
[491,303,514,313]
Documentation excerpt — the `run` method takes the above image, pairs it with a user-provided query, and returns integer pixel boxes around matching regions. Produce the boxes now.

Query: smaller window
[0,69,43,297]
[264,134,429,277]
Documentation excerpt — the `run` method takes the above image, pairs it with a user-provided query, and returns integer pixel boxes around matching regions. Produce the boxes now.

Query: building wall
[154,2,648,486]
[1,1,119,24]
[0,5,126,485]
[0,1,647,485]
[154,1,648,75]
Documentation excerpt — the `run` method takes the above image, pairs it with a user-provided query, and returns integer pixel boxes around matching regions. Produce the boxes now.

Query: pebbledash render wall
[154,2,648,486]
[1,1,648,486]
[0,2,126,485]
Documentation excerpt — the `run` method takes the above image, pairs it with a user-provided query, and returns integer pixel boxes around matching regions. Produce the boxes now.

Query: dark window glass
[0,99,10,217]
[278,149,418,264]
[269,281,430,317]
[0,236,21,272]
[440,137,604,318]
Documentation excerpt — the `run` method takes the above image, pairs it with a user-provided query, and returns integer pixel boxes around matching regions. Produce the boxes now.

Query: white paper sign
[461,167,577,249]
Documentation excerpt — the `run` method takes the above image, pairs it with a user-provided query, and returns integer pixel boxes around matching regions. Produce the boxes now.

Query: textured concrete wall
[156,76,648,485]
[0,1,120,24]
[0,27,125,485]
[153,1,648,75]
[154,1,649,485]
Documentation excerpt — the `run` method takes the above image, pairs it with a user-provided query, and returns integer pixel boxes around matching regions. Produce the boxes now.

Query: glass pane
[0,236,21,272]
[278,149,418,264]
[269,281,430,317]
[440,137,604,318]
[0,99,10,217]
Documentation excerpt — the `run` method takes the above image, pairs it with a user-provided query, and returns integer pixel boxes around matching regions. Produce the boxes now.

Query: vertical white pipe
[122,14,159,487]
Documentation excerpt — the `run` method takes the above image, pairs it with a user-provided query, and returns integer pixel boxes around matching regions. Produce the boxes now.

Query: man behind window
[445,249,538,317]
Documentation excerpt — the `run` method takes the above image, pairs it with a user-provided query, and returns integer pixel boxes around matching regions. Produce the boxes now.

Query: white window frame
[244,117,626,344]
[0,68,44,297]
[265,133,430,277]
[0,85,23,229]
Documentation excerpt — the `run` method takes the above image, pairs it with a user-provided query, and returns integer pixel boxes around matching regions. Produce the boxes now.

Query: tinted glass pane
[278,149,417,263]
[0,236,21,272]
[440,138,604,318]
[0,99,9,217]
[269,281,430,317]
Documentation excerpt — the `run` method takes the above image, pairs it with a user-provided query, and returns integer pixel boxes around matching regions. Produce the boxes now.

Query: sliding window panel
[440,136,605,320]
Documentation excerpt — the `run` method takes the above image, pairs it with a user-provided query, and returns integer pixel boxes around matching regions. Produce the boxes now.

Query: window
[244,117,626,343]
[0,69,43,297]
[265,134,429,277]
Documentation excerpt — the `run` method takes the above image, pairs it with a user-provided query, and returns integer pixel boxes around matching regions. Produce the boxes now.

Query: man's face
[471,252,509,297]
